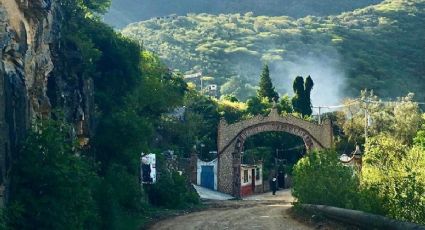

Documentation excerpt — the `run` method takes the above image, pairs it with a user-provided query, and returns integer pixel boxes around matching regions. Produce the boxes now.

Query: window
[256,168,260,180]
[243,170,248,183]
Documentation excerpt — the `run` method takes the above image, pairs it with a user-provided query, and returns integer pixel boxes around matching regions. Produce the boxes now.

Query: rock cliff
[0,0,94,204]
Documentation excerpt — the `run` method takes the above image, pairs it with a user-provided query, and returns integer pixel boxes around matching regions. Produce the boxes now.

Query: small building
[197,158,218,190]
[240,164,263,197]
[205,84,218,98]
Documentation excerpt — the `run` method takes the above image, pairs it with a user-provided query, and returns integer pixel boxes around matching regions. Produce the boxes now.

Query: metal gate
[201,166,214,190]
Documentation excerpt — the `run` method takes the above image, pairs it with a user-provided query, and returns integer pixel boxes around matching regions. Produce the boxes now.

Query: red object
[240,184,253,196]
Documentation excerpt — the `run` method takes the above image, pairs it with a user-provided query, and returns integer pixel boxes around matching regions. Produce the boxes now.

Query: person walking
[270,177,277,195]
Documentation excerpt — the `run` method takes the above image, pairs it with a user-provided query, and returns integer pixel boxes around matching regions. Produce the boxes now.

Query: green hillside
[122,0,425,102]
[105,0,382,28]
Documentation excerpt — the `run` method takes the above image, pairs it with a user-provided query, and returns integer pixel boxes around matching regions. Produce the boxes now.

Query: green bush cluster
[146,171,200,209]
[293,133,425,225]
[292,150,359,208]
[7,120,99,229]
[361,135,425,224]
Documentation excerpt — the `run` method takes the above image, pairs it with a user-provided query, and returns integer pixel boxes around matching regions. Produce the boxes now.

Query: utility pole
[363,98,370,144]
[200,77,203,93]
[312,106,324,124]
[364,109,368,142]
[318,106,322,124]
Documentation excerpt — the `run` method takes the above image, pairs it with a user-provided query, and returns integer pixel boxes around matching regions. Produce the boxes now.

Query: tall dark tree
[258,65,279,102]
[291,75,314,116]
[292,76,305,115]
[304,75,314,115]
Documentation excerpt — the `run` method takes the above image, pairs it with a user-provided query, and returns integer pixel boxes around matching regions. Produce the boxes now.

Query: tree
[258,65,279,102]
[340,91,423,145]
[291,75,314,116]
[246,96,271,116]
[304,75,314,115]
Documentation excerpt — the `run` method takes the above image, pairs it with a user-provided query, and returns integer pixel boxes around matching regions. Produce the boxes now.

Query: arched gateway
[217,108,333,196]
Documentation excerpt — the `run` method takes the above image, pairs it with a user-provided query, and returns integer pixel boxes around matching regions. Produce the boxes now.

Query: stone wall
[217,108,333,196]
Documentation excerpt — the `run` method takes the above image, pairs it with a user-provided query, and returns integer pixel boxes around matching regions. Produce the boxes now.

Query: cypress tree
[292,76,305,115]
[291,75,314,116]
[258,64,279,102]
[304,75,314,115]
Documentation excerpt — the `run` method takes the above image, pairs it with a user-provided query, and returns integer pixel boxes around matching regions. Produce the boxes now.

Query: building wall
[240,166,253,196]
[197,158,217,190]
[240,165,263,196]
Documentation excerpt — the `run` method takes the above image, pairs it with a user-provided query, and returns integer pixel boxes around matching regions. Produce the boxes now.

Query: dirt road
[149,190,313,230]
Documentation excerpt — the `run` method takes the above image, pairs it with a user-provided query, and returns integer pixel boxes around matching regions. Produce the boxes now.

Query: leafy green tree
[278,94,293,114]
[304,76,314,114]
[291,76,314,116]
[258,65,279,102]
[246,96,271,116]
[158,90,219,157]
[362,134,425,224]
[393,94,423,144]
[414,114,425,148]
[340,91,423,145]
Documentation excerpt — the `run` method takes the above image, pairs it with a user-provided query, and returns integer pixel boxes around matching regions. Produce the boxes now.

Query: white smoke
[272,52,347,110]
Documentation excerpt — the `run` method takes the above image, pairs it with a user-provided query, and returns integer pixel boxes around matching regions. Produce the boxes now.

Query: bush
[293,134,425,225]
[146,170,199,209]
[7,119,99,230]
[361,135,425,224]
[0,208,5,230]
[292,149,359,208]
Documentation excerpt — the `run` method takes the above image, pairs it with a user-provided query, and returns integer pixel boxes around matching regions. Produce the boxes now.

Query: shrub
[361,135,425,224]
[7,119,99,230]
[292,149,359,208]
[146,170,199,209]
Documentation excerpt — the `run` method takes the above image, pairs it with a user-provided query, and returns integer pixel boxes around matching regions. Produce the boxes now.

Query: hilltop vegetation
[105,0,382,28]
[122,0,425,101]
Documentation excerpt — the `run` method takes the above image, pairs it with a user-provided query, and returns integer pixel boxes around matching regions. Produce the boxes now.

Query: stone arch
[216,108,333,196]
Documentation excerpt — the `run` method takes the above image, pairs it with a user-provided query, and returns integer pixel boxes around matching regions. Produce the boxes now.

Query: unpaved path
[149,189,313,230]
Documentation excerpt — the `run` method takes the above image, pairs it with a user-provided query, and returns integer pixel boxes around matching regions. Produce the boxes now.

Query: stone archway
[217,108,333,196]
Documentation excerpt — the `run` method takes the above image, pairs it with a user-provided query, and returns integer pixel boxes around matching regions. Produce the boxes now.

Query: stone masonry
[217,108,333,196]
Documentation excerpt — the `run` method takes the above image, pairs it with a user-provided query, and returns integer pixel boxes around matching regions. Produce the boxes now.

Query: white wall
[240,166,253,186]
[197,158,218,190]
[240,165,263,187]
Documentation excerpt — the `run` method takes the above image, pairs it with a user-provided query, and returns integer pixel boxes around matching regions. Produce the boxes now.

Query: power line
[312,99,360,110]
[312,99,425,125]
[313,99,425,109]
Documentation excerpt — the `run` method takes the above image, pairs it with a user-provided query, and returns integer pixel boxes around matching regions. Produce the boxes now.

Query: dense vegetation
[8,120,99,229]
[4,0,198,229]
[105,0,382,28]
[122,0,425,101]
[2,0,424,228]
[293,91,425,225]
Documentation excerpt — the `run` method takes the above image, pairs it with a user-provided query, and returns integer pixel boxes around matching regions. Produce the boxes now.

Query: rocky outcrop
[0,0,94,205]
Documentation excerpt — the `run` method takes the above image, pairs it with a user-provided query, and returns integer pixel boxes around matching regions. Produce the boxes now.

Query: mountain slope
[122,0,425,103]
[105,0,382,28]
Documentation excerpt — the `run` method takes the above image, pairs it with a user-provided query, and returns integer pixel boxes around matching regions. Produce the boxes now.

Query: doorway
[251,168,256,192]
